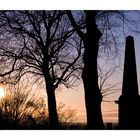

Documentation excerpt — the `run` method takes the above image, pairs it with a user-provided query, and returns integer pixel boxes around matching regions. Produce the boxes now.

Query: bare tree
[0,82,45,129]
[67,10,105,129]
[57,102,77,124]
[98,62,121,102]
[0,11,82,128]
[36,102,77,129]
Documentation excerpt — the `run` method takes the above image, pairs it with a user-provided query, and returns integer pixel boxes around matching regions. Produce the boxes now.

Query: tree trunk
[44,75,60,129]
[82,11,104,129]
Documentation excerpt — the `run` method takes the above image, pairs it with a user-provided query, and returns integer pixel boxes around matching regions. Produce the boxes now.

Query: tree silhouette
[67,10,105,129]
[98,63,121,101]
[0,82,45,129]
[0,11,82,128]
[36,102,77,129]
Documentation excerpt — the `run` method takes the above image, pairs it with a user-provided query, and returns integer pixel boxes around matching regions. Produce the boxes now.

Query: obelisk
[117,36,140,129]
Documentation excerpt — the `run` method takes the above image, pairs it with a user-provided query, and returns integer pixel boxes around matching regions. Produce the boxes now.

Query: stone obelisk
[117,36,140,129]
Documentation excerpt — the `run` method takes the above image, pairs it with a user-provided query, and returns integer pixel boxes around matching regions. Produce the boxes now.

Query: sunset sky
[0,10,140,125]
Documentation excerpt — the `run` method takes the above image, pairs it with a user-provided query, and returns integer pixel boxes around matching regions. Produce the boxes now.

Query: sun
[0,87,5,98]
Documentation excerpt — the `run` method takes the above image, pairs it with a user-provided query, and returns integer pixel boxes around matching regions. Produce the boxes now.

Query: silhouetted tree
[0,82,45,129]
[67,10,105,129]
[36,102,77,129]
[98,63,121,102]
[57,102,77,125]
[0,11,82,128]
